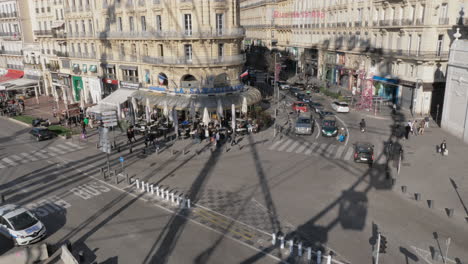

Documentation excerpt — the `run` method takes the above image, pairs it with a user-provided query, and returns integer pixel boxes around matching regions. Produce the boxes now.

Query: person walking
[413,120,418,135]
[215,131,220,147]
[405,123,411,140]
[440,140,447,156]
[418,119,425,135]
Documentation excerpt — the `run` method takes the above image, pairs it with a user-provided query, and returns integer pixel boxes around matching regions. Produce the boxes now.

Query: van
[295,113,314,135]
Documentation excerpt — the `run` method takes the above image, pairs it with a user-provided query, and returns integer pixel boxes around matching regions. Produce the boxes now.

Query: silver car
[295,113,314,135]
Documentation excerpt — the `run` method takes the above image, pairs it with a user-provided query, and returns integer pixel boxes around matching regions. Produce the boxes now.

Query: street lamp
[416,78,423,116]
[273,52,282,138]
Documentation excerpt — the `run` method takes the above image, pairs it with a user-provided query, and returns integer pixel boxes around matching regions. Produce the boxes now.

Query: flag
[240,70,249,78]
[158,74,167,85]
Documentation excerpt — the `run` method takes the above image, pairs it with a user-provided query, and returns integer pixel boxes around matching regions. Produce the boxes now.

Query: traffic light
[379,235,387,253]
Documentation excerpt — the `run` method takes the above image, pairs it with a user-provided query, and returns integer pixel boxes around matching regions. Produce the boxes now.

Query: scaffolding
[356,74,374,111]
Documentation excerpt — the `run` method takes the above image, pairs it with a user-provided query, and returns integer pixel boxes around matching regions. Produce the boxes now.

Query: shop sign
[372,76,399,85]
[120,81,140,89]
[399,80,416,87]
[104,78,118,85]
[149,84,245,95]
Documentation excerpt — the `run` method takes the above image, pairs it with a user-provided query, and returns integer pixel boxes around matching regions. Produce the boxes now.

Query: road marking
[268,139,284,150]
[43,149,57,156]
[324,144,337,158]
[277,139,293,152]
[48,146,66,155]
[343,147,354,161]
[9,154,25,163]
[315,121,321,139]
[295,142,307,153]
[304,142,318,155]
[65,142,84,149]
[55,144,74,152]
[286,141,299,153]
[2,157,18,166]
[32,150,49,159]
[194,209,253,241]
[317,143,328,156]
[20,152,38,161]
[0,162,5,168]
[334,145,346,159]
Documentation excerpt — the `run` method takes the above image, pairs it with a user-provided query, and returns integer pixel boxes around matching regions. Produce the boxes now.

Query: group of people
[0,99,25,116]
[403,118,428,140]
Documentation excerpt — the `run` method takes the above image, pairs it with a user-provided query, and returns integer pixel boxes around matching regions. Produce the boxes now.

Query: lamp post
[273,52,281,138]
[416,79,423,116]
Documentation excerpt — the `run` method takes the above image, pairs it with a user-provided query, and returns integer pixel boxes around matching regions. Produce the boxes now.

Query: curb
[0,116,32,127]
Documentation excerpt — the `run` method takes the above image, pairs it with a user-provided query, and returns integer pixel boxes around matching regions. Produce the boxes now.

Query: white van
[0,204,46,246]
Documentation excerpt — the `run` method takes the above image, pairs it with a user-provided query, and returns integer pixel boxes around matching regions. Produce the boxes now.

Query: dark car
[296,93,305,101]
[353,142,375,165]
[29,127,55,141]
[318,110,335,119]
[290,88,301,97]
[321,117,338,137]
[302,95,311,103]
[310,102,324,113]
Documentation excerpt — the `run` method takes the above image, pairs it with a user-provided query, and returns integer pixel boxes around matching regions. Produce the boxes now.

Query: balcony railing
[415,18,424,25]
[401,19,414,26]
[0,50,22,55]
[142,54,245,65]
[392,19,401,26]
[439,17,449,25]
[153,0,160,4]
[354,21,362,27]
[97,28,245,39]
[379,20,391,26]
[53,32,67,38]
[0,12,18,18]
[70,52,96,59]
[56,51,69,57]
[365,48,449,59]
[34,30,53,36]
[7,64,24,70]
[100,53,114,60]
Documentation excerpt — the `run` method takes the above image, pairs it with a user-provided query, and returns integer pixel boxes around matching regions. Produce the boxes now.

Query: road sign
[103,121,118,127]
[102,111,117,116]
[119,157,124,163]
[99,127,111,154]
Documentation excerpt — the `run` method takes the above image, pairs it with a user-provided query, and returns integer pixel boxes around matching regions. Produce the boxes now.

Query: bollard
[78,251,84,263]
[271,233,276,245]
[447,208,454,217]
[156,186,160,197]
[187,198,191,209]
[427,200,434,209]
[289,239,293,254]
[401,185,407,193]
[165,190,169,201]
[415,193,421,201]
[316,250,321,264]
[140,181,145,191]
[146,183,150,193]
[279,236,284,249]
[136,179,140,189]
[176,194,182,205]
[171,192,175,203]
[150,185,154,194]
[298,242,302,256]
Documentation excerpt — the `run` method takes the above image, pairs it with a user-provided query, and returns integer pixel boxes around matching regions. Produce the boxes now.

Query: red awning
[0,69,24,83]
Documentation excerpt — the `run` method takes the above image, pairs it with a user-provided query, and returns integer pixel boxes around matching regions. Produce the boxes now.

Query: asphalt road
[0,117,278,264]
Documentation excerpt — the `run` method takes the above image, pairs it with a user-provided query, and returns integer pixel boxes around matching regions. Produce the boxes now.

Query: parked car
[318,110,335,119]
[290,88,301,97]
[302,95,312,103]
[296,93,305,101]
[0,204,47,246]
[310,102,324,113]
[331,101,350,113]
[292,101,309,113]
[29,127,55,141]
[353,142,375,165]
[295,113,314,135]
[321,117,338,137]
[279,82,290,90]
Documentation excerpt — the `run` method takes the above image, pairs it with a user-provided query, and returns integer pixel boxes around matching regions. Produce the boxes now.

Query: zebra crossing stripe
[286,141,300,153]
[9,154,26,163]
[343,147,354,161]
[55,144,74,152]
[48,146,66,155]
[20,152,38,161]
[65,142,84,149]
[334,145,346,159]
[2,157,18,166]
[304,142,318,155]
[277,139,293,152]
[295,143,307,154]
[324,144,337,158]
[0,162,5,168]
[317,143,328,156]
[42,149,57,156]
[269,140,284,150]
[32,150,49,159]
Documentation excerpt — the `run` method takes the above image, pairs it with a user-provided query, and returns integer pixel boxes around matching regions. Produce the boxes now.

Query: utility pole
[273,53,280,138]
[375,233,381,264]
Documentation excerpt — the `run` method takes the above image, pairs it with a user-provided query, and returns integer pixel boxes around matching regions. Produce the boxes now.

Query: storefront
[102,64,118,97]
[72,76,83,102]
[372,76,400,104]
[57,73,73,104]
[82,76,103,104]
[399,80,416,110]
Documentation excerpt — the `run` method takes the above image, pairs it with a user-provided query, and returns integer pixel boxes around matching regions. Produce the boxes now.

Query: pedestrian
[424,116,430,128]
[405,123,411,140]
[231,132,237,146]
[127,127,133,143]
[215,131,220,147]
[418,119,425,135]
[84,116,89,127]
[440,140,447,156]
[413,120,418,135]
[205,127,210,142]
[392,103,397,114]
[81,119,86,134]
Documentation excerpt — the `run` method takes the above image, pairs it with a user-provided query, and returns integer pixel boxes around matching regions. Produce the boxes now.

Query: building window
[436,34,443,56]
[77,43,81,54]
[105,18,110,30]
[118,17,122,31]
[84,43,88,55]
[105,67,116,79]
[131,43,136,55]
[60,9,63,19]
[143,44,148,56]
[184,44,192,61]
[88,19,93,33]
[141,16,146,31]
[420,5,425,24]
[410,65,414,77]
[156,15,162,31]
[122,69,138,82]
[91,43,95,55]
[75,21,79,33]
[440,3,448,19]
[159,44,164,57]
[407,34,412,54]
[184,14,192,36]
[416,35,421,56]
[218,43,224,57]
[216,13,223,35]
[81,20,85,33]
[129,16,134,31]
[68,22,72,33]
[120,43,125,56]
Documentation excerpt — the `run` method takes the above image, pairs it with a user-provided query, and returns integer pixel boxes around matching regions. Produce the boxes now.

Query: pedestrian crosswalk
[0,142,84,168]
[267,138,379,162]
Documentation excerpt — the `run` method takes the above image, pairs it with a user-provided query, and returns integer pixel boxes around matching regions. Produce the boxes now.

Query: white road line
[334,145,346,159]
[317,143,328,156]
[0,162,6,168]
[315,122,321,139]
[20,152,38,161]
[325,144,337,158]
[2,157,18,166]
[65,141,84,149]
[32,150,49,159]
[286,141,299,153]
[55,144,74,152]
[343,147,354,161]
[277,139,293,152]
[295,143,307,153]
[42,149,57,156]
[48,146,66,154]
[304,142,318,155]
[10,154,27,163]
[268,139,284,150]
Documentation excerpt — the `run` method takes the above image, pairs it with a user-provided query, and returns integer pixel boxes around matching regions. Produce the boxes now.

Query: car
[302,95,311,103]
[279,83,290,90]
[318,110,335,119]
[290,88,301,97]
[292,101,309,113]
[29,127,55,141]
[321,117,338,137]
[296,93,305,101]
[310,102,324,113]
[0,204,47,246]
[353,142,375,164]
[331,101,350,113]
[295,113,314,135]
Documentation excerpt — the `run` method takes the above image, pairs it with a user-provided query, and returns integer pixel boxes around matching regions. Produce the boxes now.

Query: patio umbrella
[231,104,236,131]
[202,107,210,125]
[216,98,224,118]
[131,97,138,124]
[241,96,248,115]
[145,97,151,123]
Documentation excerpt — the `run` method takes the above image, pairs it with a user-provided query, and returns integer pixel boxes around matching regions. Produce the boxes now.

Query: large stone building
[29,0,249,117]
[241,0,467,116]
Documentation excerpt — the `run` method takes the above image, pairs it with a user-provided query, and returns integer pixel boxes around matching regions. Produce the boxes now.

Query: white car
[0,204,46,246]
[331,101,350,113]
[279,84,290,90]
